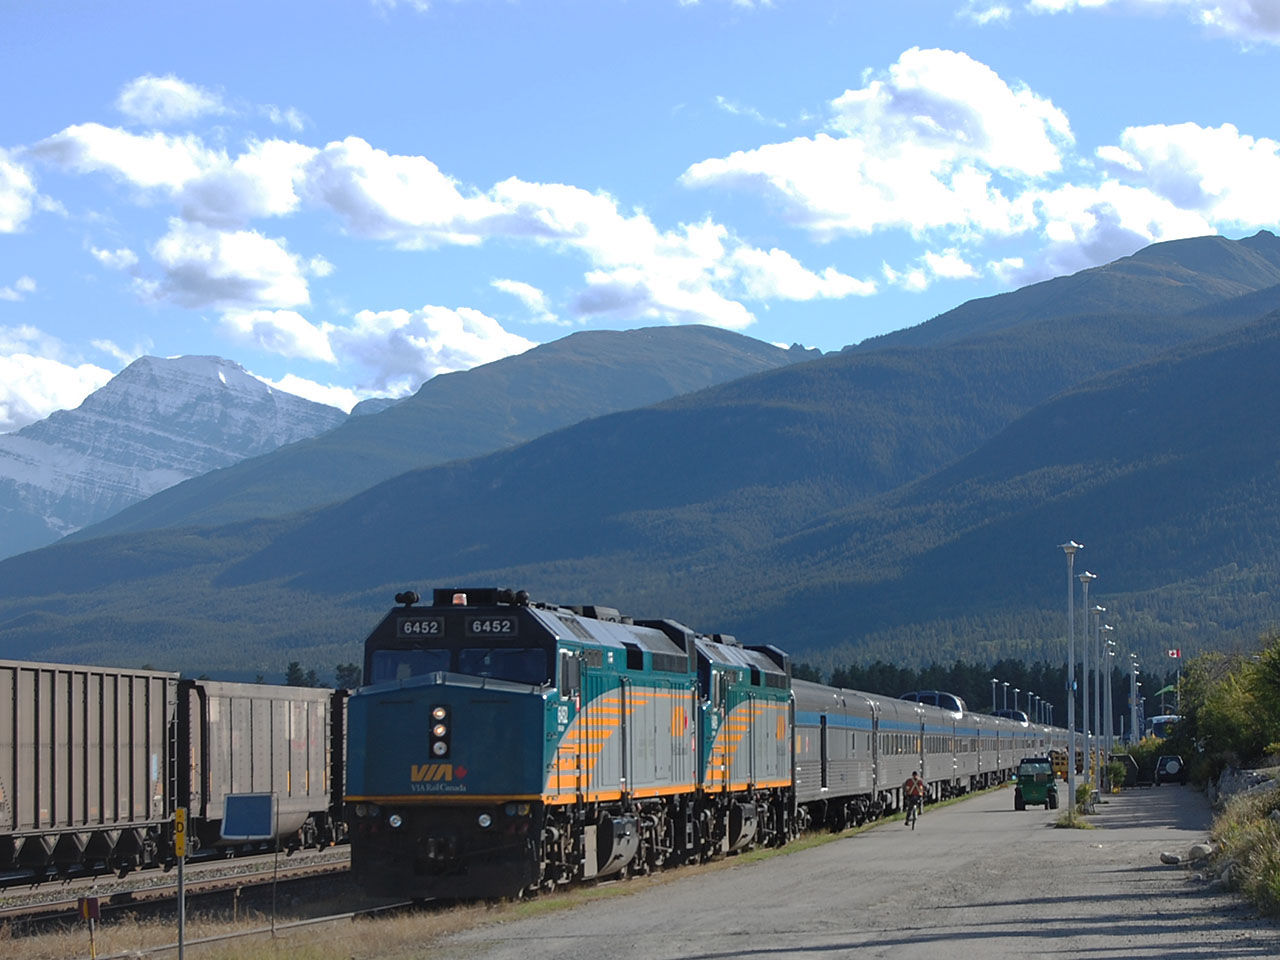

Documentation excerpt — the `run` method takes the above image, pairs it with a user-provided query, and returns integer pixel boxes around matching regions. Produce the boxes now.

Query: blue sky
[1,0,1277,429]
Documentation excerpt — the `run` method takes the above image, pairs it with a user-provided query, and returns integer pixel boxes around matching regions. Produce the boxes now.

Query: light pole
[1003,681,1009,711]
[1078,570,1097,786]
[1103,630,1115,758]
[1061,541,1082,811]
[1129,654,1139,745]
[1014,687,1021,714]
[1029,692,1037,723]
[1092,604,1105,779]
[991,678,998,713]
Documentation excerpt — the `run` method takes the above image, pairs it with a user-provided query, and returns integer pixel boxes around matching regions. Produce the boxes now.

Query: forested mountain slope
[75,325,804,539]
[858,230,1280,350]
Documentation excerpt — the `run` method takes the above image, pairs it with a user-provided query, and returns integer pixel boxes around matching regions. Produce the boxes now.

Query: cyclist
[903,771,926,826]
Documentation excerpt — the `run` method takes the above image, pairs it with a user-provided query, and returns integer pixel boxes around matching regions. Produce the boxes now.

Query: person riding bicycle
[903,771,926,823]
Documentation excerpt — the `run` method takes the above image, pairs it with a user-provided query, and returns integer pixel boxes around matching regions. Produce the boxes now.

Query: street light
[1129,654,1140,745]
[1103,630,1115,758]
[1078,570,1097,786]
[1014,687,1021,713]
[1060,541,1083,811]
[991,678,998,713]
[1092,604,1106,781]
[1003,681,1009,710]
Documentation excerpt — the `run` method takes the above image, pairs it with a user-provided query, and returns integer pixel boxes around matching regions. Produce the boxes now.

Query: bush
[1213,784,1280,916]
[1106,759,1128,791]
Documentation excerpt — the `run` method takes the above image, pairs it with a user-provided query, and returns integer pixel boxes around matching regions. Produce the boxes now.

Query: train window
[559,650,580,694]
[458,648,550,685]
[369,648,449,683]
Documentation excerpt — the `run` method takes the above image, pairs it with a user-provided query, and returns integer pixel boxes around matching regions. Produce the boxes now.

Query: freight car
[0,660,346,884]
[344,588,1069,901]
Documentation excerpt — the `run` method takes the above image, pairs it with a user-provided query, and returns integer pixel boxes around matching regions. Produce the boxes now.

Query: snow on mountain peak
[0,356,348,560]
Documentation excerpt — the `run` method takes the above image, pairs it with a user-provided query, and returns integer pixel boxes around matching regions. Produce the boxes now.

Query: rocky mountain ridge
[0,356,348,560]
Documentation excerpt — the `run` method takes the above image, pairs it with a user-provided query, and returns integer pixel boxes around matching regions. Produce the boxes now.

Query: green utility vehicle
[1014,757,1059,810]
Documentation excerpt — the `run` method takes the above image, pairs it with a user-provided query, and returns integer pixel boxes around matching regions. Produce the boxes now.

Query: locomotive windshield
[369,647,450,684]
[458,647,548,684]
[363,599,554,686]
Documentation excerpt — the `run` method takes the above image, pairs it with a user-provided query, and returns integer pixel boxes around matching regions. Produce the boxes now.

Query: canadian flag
[1168,649,1182,659]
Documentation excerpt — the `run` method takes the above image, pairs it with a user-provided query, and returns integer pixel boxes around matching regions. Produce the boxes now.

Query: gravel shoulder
[427,785,1280,960]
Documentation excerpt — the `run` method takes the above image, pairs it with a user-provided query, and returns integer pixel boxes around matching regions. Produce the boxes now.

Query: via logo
[411,763,455,782]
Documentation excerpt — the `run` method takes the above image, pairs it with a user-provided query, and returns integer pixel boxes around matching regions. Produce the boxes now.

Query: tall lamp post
[1078,570,1097,786]
[1060,541,1082,812]
[1092,604,1106,780]
[1014,687,1021,714]
[1129,654,1140,745]
[991,678,998,713]
[1103,630,1115,758]
[1003,681,1009,711]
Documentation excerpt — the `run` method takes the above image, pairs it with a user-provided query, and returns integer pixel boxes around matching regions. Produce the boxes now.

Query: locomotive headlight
[432,706,448,721]
[477,813,493,828]
[388,814,403,828]
[432,723,448,738]
[504,802,517,816]
[432,741,448,756]
[355,803,369,818]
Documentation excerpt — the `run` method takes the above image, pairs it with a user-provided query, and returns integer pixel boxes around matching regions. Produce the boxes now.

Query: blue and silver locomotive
[344,587,793,899]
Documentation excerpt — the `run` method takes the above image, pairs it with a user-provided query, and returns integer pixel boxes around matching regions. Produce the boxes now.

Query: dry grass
[1211,783,1280,915]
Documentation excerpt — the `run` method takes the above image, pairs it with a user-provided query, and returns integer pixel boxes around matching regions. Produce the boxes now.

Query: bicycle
[904,795,922,830]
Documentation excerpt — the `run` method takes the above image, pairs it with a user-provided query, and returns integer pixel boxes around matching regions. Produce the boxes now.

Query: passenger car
[1014,757,1059,810]
[1155,754,1188,785]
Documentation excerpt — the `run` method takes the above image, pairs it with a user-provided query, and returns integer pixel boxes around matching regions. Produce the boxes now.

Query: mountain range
[73,325,807,539]
[2,231,1280,681]
[0,356,347,561]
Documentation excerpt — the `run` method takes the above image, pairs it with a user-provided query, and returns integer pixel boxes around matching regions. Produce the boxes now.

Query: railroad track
[0,853,351,929]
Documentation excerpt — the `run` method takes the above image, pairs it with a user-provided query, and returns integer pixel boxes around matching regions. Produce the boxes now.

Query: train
[0,587,1074,893]
[343,587,1071,900]
[0,660,346,883]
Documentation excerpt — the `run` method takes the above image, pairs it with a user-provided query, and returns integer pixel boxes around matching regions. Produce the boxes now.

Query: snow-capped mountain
[0,356,347,561]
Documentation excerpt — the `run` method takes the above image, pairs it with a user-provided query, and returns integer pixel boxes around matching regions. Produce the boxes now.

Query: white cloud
[729,247,876,300]
[253,372,363,412]
[116,75,226,125]
[682,48,1065,241]
[91,338,145,365]
[0,149,37,232]
[220,309,336,363]
[969,0,1280,44]
[329,305,537,395]
[492,278,562,324]
[0,276,36,302]
[1105,122,1280,225]
[305,139,865,330]
[149,219,313,310]
[34,123,223,191]
[714,96,786,129]
[303,136,502,248]
[33,125,315,227]
[0,329,114,431]
[179,138,317,226]
[90,246,139,270]
[987,256,1026,284]
[1011,180,1212,282]
[263,105,306,132]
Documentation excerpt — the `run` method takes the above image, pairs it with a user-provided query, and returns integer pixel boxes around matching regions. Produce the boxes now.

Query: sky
[1,0,1278,431]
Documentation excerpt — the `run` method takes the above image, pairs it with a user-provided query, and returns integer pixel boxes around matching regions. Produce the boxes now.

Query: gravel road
[428,785,1280,959]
